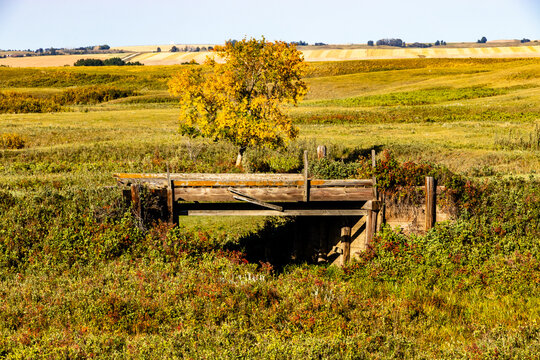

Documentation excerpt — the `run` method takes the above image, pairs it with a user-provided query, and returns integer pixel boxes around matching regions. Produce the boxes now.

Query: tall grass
[495,123,540,150]
[307,86,508,107]
[1,57,540,358]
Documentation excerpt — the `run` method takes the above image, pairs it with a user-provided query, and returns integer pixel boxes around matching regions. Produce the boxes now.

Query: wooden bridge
[114,169,381,266]
[113,151,439,265]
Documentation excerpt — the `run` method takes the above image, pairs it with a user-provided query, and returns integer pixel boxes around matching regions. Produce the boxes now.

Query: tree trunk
[235,147,246,167]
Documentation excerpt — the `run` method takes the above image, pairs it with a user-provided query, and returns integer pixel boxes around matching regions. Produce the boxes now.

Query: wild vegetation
[74,57,144,66]
[0,57,539,358]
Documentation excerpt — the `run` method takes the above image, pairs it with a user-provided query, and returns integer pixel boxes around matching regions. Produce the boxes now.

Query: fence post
[317,145,327,159]
[425,176,437,231]
[303,150,310,202]
[341,227,351,267]
[365,200,380,247]
[131,183,141,220]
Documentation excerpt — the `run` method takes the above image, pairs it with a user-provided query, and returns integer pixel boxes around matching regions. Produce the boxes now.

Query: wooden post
[303,150,310,202]
[131,183,141,220]
[371,149,378,200]
[365,200,380,247]
[425,177,437,231]
[317,145,327,159]
[167,180,177,226]
[341,227,351,266]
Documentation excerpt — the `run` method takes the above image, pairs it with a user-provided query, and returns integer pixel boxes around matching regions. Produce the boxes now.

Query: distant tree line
[171,45,212,52]
[477,36,487,44]
[0,45,122,58]
[73,57,143,66]
[376,38,405,47]
[367,39,447,47]
[227,39,328,47]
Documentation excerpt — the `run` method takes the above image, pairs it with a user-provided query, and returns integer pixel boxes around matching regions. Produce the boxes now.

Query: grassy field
[0,58,539,358]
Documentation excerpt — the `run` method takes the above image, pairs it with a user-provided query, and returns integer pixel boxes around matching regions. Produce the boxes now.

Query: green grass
[1,58,539,358]
[307,86,510,107]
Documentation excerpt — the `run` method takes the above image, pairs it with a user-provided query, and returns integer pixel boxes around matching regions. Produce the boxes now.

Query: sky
[0,0,539,50]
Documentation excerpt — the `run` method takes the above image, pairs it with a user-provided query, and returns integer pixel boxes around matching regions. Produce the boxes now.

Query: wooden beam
[167,179,177,225]
[115,173,374,189]
[425,176,437,231]
[173,179,373,188]
[303,150,310,202]
[181,209,369,216]
[228,188,284,212]
[365,200,379,246]
[174,187,375,202]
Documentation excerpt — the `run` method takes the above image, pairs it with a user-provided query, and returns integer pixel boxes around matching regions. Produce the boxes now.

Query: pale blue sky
[0,0,538,50]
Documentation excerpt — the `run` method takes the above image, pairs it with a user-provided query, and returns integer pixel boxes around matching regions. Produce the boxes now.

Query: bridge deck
[114,173,376,203]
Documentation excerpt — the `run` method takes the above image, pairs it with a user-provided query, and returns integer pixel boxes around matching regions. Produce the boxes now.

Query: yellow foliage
[0,133,25,149]
[168,37,307,157]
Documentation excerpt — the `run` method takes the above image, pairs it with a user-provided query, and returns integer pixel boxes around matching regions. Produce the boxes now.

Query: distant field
[1,57,539,173]
[2,45,539,67]
[0,53,129,67]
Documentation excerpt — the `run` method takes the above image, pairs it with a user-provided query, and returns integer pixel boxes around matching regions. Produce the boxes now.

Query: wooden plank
[115,173,373,188]
[174,187,375,202]
[362,200,381,211]
[115,173,304,182]
[341,227,351,266]
[425,177,437,230]
[313,179,373,187]
[228,188,284,212]
[182,209,369,216]
[173,179,373,188]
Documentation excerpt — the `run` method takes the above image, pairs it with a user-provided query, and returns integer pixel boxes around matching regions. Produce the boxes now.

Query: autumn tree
[168,37,307,166]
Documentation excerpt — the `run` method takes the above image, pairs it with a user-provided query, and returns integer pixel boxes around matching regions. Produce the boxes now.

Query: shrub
[0,92,63,113]
[73,57,144,66]
[54,85,137,105]
[0,133,25,149]
[74,58,105,66]
[103,57,125,66]
[477,36,487,44]
[180,59,199,65]
[310,158,361,179]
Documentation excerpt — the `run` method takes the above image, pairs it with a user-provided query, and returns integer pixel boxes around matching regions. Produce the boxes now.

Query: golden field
[2,44,539,67]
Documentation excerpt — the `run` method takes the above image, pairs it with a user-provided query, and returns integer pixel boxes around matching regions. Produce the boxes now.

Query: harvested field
[2,45,539,67]
[0,53,128,67]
